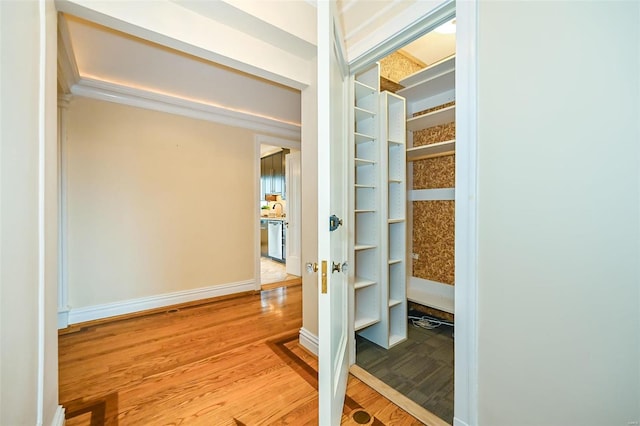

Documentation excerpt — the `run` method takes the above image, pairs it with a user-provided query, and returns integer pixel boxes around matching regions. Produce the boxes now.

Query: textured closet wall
[379,51,424,83]
[412,201,455,284]
[412,103,456,285]
[379,51,423,93]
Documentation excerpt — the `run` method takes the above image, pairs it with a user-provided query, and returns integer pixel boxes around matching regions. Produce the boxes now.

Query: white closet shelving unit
[397,54,456,315]
[350,66,408,349]
[351,63,381,333]
[381,91,407,347]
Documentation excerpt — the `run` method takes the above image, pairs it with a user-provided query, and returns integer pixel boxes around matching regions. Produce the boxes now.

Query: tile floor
[261,256,298,284]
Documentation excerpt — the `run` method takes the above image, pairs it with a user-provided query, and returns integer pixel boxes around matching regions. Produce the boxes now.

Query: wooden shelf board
[355,244,377,251]
[354,184,375,189]
[355,209,376,214]
[407,105,455,132]
[389,298,402,308]
[397,68,455,104]
[388,139,404,145]
[355,317,380,331]
[354,80,376,98]
[399,55,455,87]
[354,132,375,144]
[389,179,403,184]
[355,158,375,166]
[388,259,402,265]
[407,279,454,314]
[388,218,405,223]
[355,106,375,121]
[407,139,455,161]
[354,278,377,289]
[408,188,455,202]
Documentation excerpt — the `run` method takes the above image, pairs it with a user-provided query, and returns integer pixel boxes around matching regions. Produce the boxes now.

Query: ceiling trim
[174,0,316,59]
[348,0,455,73]
[56,0,312,90]
[57,14,80,94]
[256,134,301,151]
[70,77,301,140]
[342,0,404,43]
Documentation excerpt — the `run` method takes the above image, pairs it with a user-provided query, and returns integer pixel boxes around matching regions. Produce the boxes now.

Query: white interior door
[285,151,301,276]
[317,2,350,425]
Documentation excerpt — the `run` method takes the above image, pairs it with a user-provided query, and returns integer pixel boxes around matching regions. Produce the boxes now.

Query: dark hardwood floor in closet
[58,284,424,425]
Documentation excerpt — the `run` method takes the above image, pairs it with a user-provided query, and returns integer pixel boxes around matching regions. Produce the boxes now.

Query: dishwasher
[260,219,269,257]
[267,220,285,262]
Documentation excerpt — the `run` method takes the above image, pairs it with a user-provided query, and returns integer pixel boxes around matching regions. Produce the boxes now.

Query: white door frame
[254,134,301,290]
[345,2,479,425]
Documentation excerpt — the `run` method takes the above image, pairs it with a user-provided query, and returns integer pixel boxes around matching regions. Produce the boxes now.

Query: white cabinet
[350,64,407,349]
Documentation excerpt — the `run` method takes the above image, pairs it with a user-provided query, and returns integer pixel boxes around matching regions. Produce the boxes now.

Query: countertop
[260,216,286,221]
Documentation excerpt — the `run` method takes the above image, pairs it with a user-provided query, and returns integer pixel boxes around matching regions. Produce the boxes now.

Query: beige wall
[476,2,640,425]
[66,97,256,308]
[1,0,59,424]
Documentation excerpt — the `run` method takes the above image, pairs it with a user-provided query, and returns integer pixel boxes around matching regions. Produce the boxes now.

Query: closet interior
[350,19,456,424]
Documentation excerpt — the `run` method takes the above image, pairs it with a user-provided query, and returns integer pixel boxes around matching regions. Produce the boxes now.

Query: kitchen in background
[259,145,297,285]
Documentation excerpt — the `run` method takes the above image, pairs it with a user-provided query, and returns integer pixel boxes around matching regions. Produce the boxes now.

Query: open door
[285,151,301,276]
[317,1,350,425]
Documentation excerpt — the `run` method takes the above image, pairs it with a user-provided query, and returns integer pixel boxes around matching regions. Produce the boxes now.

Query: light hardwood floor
[59,284,425,425]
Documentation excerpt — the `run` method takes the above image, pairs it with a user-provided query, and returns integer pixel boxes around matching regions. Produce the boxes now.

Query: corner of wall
[298,327,318,356]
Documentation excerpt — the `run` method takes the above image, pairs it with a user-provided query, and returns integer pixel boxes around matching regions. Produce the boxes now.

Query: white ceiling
[401,21,456,67]
[336,0,451,62]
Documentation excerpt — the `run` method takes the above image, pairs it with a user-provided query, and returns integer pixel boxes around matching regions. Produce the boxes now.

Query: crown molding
[348,0,454,73]
[57,14,80,94]
[56,11,300,139]
[69,77,301,139]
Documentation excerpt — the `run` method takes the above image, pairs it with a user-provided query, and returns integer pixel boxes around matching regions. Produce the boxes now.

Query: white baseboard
[453,418,470,426]
[51,405,65,426]
[57,308,69,330]
[407,276,455,314]
[298,327,318,356]
[67,280,255,325]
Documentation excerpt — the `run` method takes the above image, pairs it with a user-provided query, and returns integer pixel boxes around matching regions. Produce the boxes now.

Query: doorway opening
[257,137,302,290]
[351,13,457,425]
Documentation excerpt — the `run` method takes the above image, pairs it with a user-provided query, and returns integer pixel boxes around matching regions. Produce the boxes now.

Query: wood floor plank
[59,285,424,425]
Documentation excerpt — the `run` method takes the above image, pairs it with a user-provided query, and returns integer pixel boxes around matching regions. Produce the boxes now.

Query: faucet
[272,202,284,217]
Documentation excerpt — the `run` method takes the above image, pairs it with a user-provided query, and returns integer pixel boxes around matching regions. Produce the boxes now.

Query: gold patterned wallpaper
[379,52,424,85]
[413,121,456,147]
[413,155,455,190]
[412,201,455,285]
[411,102,456,285]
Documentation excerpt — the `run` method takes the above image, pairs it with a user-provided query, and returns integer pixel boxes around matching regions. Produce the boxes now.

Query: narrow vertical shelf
[351,63,382,337]
[368,91,407,349]
[351,72,408,350]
